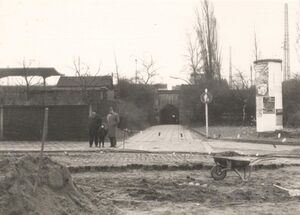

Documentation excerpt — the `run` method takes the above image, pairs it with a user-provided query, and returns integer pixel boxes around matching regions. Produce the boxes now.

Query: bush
[180,79,255,125]
[118,100,149,130]
[283,79,300,127]
[116,79,155,130]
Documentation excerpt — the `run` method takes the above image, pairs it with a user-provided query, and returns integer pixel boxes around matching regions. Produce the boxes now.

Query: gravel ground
[73,166,300,215]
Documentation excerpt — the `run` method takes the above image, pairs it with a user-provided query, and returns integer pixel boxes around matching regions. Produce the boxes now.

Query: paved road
[123,125,208,152]
[124,125,300,156]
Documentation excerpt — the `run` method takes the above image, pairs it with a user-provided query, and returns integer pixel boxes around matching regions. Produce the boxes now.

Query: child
[98,124,107,148]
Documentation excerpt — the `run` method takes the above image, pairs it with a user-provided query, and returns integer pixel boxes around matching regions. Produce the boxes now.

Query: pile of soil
[0,155,98,215]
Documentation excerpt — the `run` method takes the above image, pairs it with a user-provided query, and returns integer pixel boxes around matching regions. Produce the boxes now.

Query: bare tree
[294,73,300,80]
[21,59,35,89]
[295,12,300,72]
[232,67,253,124]
[169,76,191,85]
[186,35,202,83]
[18,59,44,100]
[189,0,221,81]
[138,56,158,84]
[233,67,250,90]
[72,57,101,103]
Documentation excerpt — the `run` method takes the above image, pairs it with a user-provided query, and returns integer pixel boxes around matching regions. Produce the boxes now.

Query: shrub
[116,79,155,130]
[283,79,300,127]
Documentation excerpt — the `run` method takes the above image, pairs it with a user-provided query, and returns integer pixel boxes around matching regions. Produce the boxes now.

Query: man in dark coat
[88,112,102,147]
[106,107,120,147]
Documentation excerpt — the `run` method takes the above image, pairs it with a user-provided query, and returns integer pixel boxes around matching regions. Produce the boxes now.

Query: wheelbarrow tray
[212,156,251,169]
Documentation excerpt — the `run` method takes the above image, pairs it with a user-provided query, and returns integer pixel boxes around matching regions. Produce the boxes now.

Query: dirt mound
[0,155,98,215]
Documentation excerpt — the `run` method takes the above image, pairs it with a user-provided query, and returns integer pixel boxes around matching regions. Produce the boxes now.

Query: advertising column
[254,59,283,132]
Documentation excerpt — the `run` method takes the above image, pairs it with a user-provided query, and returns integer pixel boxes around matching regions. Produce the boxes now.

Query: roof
[0,67,61,78]
[56,76,113,88]
[157,89,179,94]
[254,59,282,64]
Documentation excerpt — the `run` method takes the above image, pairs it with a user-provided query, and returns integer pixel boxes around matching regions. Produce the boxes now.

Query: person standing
[88,112,102,147]
[98,124,107,148]
[107,107,120,147]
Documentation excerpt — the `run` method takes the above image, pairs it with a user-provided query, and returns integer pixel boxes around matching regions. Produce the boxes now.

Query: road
[124,125,300,156]
[123,125,207,152]
[0,125,299,156]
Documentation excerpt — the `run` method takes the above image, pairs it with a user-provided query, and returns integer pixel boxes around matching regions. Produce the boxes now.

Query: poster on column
[256,97,263,117]
[276,109,283,126]
[263,97,275,114]
[254,63,268,96]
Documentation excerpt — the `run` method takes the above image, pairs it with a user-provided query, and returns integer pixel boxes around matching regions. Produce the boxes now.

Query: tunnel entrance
[160,104,179,124]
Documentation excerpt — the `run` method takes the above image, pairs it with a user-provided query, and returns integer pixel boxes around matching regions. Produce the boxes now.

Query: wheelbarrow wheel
[211,165,227,180]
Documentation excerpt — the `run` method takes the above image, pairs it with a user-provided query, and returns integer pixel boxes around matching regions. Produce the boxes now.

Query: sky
[0,0,299,87]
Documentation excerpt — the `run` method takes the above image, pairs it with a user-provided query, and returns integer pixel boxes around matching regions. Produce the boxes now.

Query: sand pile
[0,155,97,215]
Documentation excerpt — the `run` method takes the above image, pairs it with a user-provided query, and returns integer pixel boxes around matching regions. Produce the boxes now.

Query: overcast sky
[0,0,299,86]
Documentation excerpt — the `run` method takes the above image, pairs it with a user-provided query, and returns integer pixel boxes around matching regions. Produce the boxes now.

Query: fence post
[40,107,49,156]
[34,107,49,193]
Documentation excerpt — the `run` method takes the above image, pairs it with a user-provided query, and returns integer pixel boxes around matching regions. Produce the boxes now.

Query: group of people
[88,107,120,148]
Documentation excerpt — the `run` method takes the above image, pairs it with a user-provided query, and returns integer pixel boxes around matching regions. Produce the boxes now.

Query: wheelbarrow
[211,156,274,182]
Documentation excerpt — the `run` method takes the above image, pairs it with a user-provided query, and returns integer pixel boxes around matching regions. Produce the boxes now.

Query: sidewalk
[191,127,300,146]
[0,141,126,152]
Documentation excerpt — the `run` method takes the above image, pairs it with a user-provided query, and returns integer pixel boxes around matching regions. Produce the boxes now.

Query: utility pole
[283,3,290,81]
[135,59,138,84]
[114,52,120,84]
[229,47,233,88]
[250,65,253,86]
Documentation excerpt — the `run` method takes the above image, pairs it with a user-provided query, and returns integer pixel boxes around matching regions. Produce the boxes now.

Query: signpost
[201,88,213,138]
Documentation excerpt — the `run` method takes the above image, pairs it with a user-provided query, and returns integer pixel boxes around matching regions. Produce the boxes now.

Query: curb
[67,162,300,173]
[0,149,209,155]
[190,127,300,146]
[1,150,300,159]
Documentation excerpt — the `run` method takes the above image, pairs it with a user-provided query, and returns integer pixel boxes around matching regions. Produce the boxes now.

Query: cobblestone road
[1,151,300,172]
